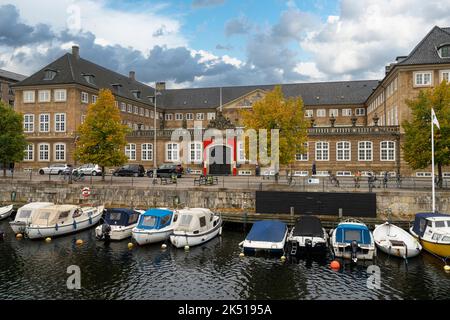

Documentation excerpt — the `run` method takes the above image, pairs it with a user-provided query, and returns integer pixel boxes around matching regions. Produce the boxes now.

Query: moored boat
[373,222,422,259]
[410,213,450,259]
[241,220,288,255]
[330,219,376,262]
[287,216,328,256]
[10,202,53,234]
[132,208,178,245]
[96,208,143,241]
[25,204,104,239]
[170,208,222,248]
[0,205,13,221]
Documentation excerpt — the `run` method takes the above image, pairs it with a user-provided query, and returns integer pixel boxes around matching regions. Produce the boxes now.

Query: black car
[147,164,184,178]
[113,164,145,177]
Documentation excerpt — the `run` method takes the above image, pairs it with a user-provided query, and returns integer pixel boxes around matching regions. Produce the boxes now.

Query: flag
[432,108,440,130]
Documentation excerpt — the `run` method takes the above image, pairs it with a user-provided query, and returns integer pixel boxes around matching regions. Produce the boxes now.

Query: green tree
[402,81,450,188]
[0,102,28,177]
[74,89,130,181]
[240,85,309,175]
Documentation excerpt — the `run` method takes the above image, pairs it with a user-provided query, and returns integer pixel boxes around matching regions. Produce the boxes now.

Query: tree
[74,89,130,181]
[0,102,28,177]
[402,81,450,188]
[240,85,309,175]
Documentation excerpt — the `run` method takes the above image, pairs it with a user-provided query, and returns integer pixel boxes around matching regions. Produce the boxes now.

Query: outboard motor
[351,240,359,263]
[97,223,111,241]
[305,238,313,251]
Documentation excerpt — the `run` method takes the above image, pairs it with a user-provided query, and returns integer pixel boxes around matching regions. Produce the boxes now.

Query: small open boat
[170,208,222,248]
[25,204,104,239]
[10,202,53,234]
[410,213,450,259]
[241,220,288,255]
[132,208,178,245]
[96,208,144,241]
[0,205,13,221]
[287,216,328,256]
[330,219,376,262]
[374,222,422,259]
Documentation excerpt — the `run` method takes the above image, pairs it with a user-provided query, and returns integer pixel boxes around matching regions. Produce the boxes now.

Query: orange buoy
[330,260,340,270]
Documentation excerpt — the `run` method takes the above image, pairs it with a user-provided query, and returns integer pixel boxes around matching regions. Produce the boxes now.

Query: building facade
[0,69,26,106]
[11,26,450,178]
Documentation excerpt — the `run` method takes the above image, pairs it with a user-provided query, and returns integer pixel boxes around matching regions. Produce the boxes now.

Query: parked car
[113,164,145,177]
[39,164,72,175]
[72,164,102,176]
[147,163,184,178]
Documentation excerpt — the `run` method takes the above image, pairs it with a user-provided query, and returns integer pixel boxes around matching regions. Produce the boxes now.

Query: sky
[0,0,449,89]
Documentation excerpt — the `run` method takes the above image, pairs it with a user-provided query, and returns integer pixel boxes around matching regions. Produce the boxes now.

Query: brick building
[11,26,450,178]
[0,68,26,106]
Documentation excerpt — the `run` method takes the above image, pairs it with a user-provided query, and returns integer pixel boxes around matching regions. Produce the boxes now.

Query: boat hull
[419,239,450,258]
[170,223,222,248]
[10,221,26,234]
[332,244,376,261]
[96,224,137,241]
[0,205,13,221]
[374,223,422,258]
[132,228,173,245]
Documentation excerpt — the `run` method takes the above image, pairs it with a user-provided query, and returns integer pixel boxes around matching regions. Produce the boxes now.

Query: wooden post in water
[290,206,295,224]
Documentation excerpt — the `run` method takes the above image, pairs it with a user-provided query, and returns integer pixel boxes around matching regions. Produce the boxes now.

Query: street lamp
[153,85,162,182]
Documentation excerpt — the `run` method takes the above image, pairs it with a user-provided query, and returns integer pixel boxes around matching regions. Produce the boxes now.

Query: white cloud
[294,62,326,81]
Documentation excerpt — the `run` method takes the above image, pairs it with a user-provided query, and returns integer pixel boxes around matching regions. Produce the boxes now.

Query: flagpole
[431,109,436,213]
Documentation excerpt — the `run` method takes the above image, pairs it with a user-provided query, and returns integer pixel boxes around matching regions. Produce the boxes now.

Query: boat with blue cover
[241,220,288,255]
[330,219,376,262]
[132,208,178,245]
[95,208,144,241]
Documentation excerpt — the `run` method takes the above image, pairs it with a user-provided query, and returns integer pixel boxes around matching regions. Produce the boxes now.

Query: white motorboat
[374,222,422,259]
[287,216,328,256]
[25,204,104,239]
[132,208,178,245]
[241,220,288,255]
[0,205,13,221]
[9,202,53,234]
[330,219,376,262]
[410,213,450,258]
[170,208,222,248]
[95,208,144,241]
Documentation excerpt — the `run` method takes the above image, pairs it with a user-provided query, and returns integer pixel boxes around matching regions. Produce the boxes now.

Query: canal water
[0,219,449,300]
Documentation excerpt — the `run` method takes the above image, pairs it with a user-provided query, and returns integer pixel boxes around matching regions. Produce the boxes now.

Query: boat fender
[239,252,245,258]
[89,215,92,225]
[161,244,167,249]
[127,242,134,250]
[76,239,83,245]
[281,255,286,262]
[444,265,450,272]
[55,223,58,231]
[184,245,190,251]
[73,220,77,230]
[16,233,23,239]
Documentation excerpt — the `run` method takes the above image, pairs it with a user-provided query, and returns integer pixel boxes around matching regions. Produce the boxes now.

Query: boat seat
[389,240,406,247]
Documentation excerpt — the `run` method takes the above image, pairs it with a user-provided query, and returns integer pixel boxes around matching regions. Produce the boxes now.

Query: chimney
[129,71,136,81]
[72,45,80,59]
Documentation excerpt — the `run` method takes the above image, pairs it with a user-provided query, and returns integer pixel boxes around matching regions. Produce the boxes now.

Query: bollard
[339,208,343,219]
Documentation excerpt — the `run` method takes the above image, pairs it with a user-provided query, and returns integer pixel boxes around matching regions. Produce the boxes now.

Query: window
[440,70,450,82]
[39,143,50,161]
[305,110,313,118]
[145,109,150,117]
[134,106,139,115]
[166,143,179,161]
[24,144,34,161]
[165,113,173,121]
[337,171,352,177]
[139,108,144,116]
[414,71,432,86]
[120,102,126,112]
[316,109,326,117]
[199,216,206,228]
[175,113,183,120]
[329,109,339,117]
[54,89,67,102]
[315,142,329,161]
[43,69,56,80]
[439,45,450,58]
[38,90,51,102]
[380,141,395,161]
[342,109,352,117]
[23,91,35,103]
[186,113,194,120]
[125,144,136,161]
[196,113,204,120]
[150,110,155,118]
[39,114,50,132]
[54,113,66,132]
[81,115,86,124]
[336,141,351,161]
[23,114,34,132]
[92,95,98,103]
[127,104,133,113]
[81,92,89,104]
[141,144,153,161]
[355,108,365,116]
[207,112,216,120]
[237,141,246,162]
[190,142,203,162]
[295,142,309,161]
[54,143,66,161]
[416,172,432,177]
[358,141,373,161]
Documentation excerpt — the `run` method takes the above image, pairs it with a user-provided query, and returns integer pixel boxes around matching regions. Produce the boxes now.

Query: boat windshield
[109,212,122,221]
[179,214,192,227]
[160,214,172,228]
[141,216,158,228]
[18,210,32,219]
[59,211,70,219]
[344,230,362,242]
[442,236,450,242]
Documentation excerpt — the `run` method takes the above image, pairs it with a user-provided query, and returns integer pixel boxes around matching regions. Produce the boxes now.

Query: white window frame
[305,110,313,118]
[414,71,433,87]
[81,92,89,104]
[24,144,34,161]
[440,70,450,83]
[196,113,204,120]
[295,142,309,161]
[315,141,329,161]
[336,141,351,161]
[358,141,373,161]
[39,113,50,133]
[38,143,50,162]
[165,113,173,121]
[237,141,246,163]
[166,143,179,162]
[416,172,432,177]
[329,109,339,117]
[380,141,396,161]
[316,109,326,117]
[38,90,51,103]
[355,108,365,116]
[120,102,126,112]
[175,113,183,120]
[336,171,353,177]
[23,114,34,133]
[186,113,194,120]
[342,109,352,117]
[139,107,144,116]
[54,89,67,102]
[141,143,153,161]
[23,91,35,103]
[54,113,66,132]
[145,109,150,118]
[92,95,98,104]
[125,144,136,161]
[207,112,216,120]
[189,142,203,163]
[54,143,66,161]
[134,106,139,115]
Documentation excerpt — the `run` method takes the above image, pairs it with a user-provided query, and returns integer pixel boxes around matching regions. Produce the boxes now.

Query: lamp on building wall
[152,86,163,182]
[310,117,316,128]
[373,114,379,126]
[351,115,358,127]
[330,115,336,128]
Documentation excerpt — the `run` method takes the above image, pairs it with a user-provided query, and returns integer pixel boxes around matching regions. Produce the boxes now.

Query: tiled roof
[0,69,27,82]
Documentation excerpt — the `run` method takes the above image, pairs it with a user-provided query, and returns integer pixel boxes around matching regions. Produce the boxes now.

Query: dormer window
[111,83,122,93]
[438,44,450,58]
[83,74,95,85]
[131,90,141,99]
[43,69,57,80]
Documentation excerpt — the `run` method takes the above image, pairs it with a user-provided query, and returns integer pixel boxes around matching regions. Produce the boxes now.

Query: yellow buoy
[127,242,134,249]
[161,244,167,249]
[444,265,450,272]
[239,252,245,258]
[184,245,190,251]
[45,237,52,242]
[281,255,286,262]
[76,239,83,246]
[16,233,23,239]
